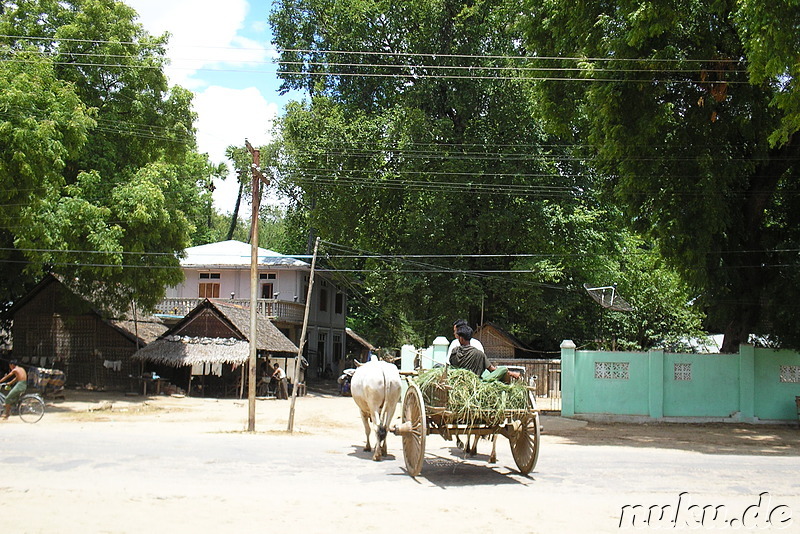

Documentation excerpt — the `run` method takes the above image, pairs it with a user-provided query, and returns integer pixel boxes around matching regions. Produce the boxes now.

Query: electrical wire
[0,36,750,84]
[0,34,745,65]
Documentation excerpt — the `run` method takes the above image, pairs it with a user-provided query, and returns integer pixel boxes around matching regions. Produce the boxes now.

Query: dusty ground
[33,386,800,455]
[3,387,799,533]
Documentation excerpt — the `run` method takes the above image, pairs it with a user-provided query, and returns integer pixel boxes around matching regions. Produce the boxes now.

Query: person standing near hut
[272,363,288,399]
[0,361,28,419]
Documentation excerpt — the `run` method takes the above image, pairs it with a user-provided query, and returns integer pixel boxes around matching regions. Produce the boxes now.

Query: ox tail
[375,364,394,442]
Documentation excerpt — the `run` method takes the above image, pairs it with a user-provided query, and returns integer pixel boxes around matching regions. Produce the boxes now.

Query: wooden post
[240,364,245,399]
[246,139,266,432]
[288,237,320,433]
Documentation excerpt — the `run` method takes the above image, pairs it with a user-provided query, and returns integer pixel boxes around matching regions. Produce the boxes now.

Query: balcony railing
[155,298,306,323]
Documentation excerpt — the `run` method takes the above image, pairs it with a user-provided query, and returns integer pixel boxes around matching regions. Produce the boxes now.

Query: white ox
[350,359,402,461]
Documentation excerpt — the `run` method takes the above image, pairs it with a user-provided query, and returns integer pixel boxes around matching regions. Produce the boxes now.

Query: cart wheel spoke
[510,413,540,475]
[401,381,426,477]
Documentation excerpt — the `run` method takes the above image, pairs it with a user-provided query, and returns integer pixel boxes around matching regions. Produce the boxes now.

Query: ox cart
[393,368,541,477]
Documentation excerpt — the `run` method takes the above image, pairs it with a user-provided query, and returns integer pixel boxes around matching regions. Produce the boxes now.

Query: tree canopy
[269,0,706,350]
[0,0,221,316]
[518,0,800,351]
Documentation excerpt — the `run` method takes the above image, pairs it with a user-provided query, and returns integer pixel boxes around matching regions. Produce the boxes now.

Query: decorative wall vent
[779,365,800,383]
[594,361,630,380]
[674,363,692,381]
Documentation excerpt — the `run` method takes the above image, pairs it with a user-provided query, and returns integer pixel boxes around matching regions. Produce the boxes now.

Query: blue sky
[124,0,301,213]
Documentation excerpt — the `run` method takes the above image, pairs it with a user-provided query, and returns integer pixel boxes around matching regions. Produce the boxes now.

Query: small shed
[133,299,298,397]
[344,327,375,369]
[474,322,531,359]
[5,274,167,390]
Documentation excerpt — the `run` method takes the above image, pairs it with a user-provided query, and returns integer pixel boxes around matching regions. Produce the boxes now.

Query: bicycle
[0,384,45,423]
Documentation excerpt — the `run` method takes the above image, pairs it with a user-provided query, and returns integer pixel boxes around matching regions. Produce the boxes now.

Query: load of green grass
[414,367,529,425]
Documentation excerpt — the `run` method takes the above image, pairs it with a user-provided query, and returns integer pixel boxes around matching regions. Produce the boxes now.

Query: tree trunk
[226,180,244,240]
[719,137,799,352]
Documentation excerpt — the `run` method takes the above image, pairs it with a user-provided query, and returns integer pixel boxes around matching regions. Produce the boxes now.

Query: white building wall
[163,241,347,379]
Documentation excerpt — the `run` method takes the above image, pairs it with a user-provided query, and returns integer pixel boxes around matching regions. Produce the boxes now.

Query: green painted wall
[662,353,740,417]
[754,348,800,420]
[573,351,649,416]
[563,343,800,422]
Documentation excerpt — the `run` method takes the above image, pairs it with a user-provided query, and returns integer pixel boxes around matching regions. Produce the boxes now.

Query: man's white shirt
[447,337,485,360]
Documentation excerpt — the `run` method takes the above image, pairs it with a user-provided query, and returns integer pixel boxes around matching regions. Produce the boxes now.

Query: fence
[560,341,800,422]
[155,298,306,323]
[495,358,562,411]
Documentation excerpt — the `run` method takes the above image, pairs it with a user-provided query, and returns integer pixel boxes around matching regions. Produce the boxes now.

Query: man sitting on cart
[449,325,520,383]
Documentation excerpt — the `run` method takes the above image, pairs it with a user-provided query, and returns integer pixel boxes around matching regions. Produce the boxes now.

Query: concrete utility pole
[288,236,320,433]
[246,139,269,432]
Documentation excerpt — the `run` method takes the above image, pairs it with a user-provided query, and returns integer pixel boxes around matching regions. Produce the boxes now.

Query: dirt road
[1,390,798,533]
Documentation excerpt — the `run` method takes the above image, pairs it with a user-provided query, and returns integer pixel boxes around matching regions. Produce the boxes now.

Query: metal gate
[495,358,561,412]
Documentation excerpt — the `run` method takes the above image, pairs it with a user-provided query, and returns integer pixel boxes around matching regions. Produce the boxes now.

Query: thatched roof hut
[4,274,169,389]
[109,317,169,346]
[133,299,298,368]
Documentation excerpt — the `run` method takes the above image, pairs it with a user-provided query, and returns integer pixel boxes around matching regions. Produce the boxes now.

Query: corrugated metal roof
[180,240,308,268]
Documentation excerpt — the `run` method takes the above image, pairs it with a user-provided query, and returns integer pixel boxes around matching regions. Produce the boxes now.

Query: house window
[199,273,220,298]
[259,273,277,280]
[594,362,629,380]
[335,292,344,314]
[261,283,274,299]
[318,332,327,368]
[199,282,220,298]
[333,334,342,363]
[319,288,328,312]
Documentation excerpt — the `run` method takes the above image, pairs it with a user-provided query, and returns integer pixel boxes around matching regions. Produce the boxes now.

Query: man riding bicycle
[1,361,28,420]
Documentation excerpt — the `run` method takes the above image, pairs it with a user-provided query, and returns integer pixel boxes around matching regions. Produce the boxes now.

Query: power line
[5,245,799,259]
[0,247,177,256]
[8,98,793,165]
[0,35,743,62]
[0,56,744,84]
[1,37,749,84]
[3,46,749,76]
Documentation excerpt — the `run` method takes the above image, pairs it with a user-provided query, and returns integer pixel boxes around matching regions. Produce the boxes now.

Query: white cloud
[193,86,278,213]
[126,0,269,89]
[125,0,279,214]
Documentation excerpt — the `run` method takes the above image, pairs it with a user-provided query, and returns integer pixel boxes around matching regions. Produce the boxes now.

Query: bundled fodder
[414,367,529,425]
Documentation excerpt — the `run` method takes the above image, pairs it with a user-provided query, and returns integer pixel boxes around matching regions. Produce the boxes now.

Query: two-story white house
[156,240,347,378]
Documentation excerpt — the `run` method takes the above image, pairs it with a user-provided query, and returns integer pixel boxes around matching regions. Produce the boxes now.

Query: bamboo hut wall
[11,281,138,390]
[480,327,519,359]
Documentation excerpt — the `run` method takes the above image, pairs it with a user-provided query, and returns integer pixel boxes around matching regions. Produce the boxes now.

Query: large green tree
[0,0,219,315]
[518,0,800,351]
[269,0,704,349]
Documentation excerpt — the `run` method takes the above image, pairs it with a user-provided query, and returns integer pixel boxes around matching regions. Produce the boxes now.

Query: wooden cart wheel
[509,412,540,475]
[401,381,427,476]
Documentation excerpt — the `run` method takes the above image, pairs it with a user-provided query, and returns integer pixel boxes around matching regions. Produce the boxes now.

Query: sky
[123,0,300,214]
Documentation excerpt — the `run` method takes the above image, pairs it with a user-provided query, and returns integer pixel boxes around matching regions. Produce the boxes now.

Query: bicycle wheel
[18,396,45,423]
